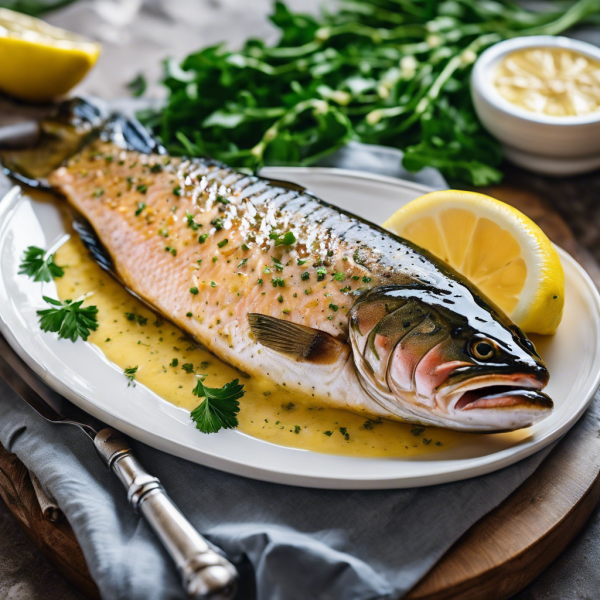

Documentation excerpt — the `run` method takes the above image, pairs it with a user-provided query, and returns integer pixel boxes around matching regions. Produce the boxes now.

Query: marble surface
[1,1,600,598]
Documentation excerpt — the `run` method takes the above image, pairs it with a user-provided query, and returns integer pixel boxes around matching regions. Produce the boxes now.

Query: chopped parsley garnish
[340,426,349,440]
[333,272,344,281]
[294,425,301,434]
[186,212,199,230]
[190,287,199,295]
[182,363,195,373]
[353,248,365,265]
[215,195,230,205]
[362,276,371,283]
[173,186,182,196]
[92,188,104,198]
[135,202,146,216]
[186,312,193,317]
[329,303,339,311]
[297,258,308,266]
[19,246,65,282]
[217,238,229,248]
[316,267,327,281]
[37,296,98,342]
[269,231,296,246]
[124,366,138,386]
[257,278,263,285]
[190,378,245,434]
[277,295,283,303]
[271,277,285,287]
[150,163,162,173]
[210,281,217,287]
[198,233,209,243]
[351,275,360,281]
[340,286,351,293]
[211,218,224,231]
[271,257,284,271]
[324,430,333,437]
[282,308,290,314]
[301,272,309,281]
[411,426,425,436]
[165,246,177,256]
[125,312,148,326]
[238,258,248,268]
[170,358,179,367]
[423,438,432,445]
[136,184,148,194]
[241,244,250,251]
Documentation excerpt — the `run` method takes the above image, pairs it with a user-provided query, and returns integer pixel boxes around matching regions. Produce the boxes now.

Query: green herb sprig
[19,246,65,282]
[190,378,245,433]
[139,0,600,185]
[124,366,138,386]
[36,296,98,342]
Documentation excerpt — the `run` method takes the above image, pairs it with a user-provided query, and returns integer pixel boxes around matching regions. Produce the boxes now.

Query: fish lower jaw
[433,379,553,431]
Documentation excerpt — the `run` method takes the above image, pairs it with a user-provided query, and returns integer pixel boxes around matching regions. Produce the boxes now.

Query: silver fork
[0,333,238,600]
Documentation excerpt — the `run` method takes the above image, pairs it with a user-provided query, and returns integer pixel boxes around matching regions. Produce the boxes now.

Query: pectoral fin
[248,313,349,364]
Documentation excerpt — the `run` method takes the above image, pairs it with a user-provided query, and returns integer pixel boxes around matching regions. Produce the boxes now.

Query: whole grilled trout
[1,101,552,432]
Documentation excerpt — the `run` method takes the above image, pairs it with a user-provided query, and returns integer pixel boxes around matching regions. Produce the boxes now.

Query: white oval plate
[1,167,599,489]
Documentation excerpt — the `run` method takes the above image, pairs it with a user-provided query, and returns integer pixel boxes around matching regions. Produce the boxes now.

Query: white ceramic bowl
[471,36,600,176]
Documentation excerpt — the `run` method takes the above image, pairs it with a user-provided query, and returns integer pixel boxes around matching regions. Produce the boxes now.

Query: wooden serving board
[0,183,599,600]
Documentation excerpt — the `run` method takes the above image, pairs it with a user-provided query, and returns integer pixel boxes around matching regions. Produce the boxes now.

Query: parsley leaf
[190,378,245,433]
[269,231,296,246]
[19,246,65,282]
[37,296,98,342]
[124,366,138,386]
[127,72,147,97]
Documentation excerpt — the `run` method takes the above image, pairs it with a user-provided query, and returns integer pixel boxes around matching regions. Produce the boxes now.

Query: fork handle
[94,428,237,600]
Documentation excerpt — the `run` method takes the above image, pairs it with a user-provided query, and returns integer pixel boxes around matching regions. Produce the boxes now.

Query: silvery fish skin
[0,101,552,432]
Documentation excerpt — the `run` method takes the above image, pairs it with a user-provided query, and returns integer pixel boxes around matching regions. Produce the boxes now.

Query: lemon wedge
[0,8,100,102]
[383,190,565,335]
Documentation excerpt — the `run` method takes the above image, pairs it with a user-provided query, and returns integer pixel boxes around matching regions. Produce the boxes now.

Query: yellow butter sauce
[53,217,468,458]
[494,47,600,117]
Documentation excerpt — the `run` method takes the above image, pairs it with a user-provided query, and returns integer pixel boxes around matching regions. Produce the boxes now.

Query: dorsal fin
[248,314,349,364]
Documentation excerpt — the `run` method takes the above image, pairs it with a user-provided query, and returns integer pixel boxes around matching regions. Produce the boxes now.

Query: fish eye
[471,339,495,360]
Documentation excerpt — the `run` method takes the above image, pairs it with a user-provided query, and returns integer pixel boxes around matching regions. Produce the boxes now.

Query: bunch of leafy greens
[139,0,600,186]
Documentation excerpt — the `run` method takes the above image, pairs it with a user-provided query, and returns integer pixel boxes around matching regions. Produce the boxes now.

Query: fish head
[349,285,552,432]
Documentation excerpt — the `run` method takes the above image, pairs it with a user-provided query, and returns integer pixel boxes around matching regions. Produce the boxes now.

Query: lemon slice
[383,190,565,335]
[0,8,100,102]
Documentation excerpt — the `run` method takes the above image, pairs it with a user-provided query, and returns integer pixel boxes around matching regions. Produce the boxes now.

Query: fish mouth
[437,374,553,430]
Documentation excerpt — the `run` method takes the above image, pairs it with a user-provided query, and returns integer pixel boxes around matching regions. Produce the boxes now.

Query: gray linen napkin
[0,148,572,599]
[0,375,564,600]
